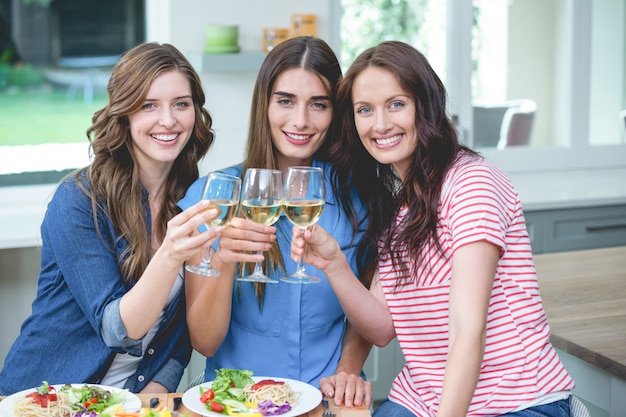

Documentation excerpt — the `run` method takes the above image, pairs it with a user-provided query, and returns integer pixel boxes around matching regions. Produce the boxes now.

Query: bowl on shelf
[205,24,239,54]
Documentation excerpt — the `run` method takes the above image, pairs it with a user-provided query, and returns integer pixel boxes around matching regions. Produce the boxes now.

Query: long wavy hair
[77,42,214,284]
[332,41,477,287]
[241,36,343,300]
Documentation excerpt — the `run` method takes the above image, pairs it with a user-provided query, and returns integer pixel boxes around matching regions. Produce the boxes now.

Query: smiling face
[268,68,333,172]
[128,70,195,174]
[352,66,417,181]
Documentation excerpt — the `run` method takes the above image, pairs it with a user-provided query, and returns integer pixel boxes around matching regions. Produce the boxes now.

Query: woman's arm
[436,240,499,417]
[292,225,395,346]
[119,201,219,339]
[46,183,213,349]
[185,216,276,356]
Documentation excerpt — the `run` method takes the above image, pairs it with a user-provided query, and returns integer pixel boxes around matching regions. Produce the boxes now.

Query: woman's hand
[320,372,372,408]
[289,224,343,273]
[160,200,221,265]
[216,217,276,264]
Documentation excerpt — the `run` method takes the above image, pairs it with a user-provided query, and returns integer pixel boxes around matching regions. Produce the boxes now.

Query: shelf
[187,51,267,73]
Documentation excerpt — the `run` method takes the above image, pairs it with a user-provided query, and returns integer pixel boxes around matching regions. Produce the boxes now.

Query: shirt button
[148,348,155,355]
[138,375,145,382]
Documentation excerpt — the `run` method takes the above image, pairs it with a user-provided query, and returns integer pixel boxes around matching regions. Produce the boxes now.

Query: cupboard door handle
[585,223,626,232]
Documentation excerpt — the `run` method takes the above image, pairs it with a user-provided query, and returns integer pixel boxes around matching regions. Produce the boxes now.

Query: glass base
[185,263,221,277]
[280,272,321,284]
[237,272,279,283]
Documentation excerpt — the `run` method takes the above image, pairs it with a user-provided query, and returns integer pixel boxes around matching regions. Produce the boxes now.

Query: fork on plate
[322,398,336,417]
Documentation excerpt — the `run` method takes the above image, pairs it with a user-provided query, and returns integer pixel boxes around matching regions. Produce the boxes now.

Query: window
[0,0,144,185]
[339,0,626,172]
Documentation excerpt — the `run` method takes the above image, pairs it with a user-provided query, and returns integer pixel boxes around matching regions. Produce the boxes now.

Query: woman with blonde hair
[0,42,219,395]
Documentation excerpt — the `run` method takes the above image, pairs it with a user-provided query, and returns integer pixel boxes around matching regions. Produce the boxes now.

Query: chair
[497,99,537,150]
[472,105,509,147]
[571,395,591,417]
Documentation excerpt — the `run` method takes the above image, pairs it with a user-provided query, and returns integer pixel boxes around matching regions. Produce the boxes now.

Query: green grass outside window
[0,89,107,146]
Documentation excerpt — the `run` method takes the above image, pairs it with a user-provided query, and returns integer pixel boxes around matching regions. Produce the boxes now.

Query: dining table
[533,245,626,380]
[135,393,371,417]
[0,392,372,417]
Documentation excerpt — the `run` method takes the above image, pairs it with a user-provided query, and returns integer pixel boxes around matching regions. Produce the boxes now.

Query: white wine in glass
[239,168,283,283]
[185,172,241,277]
[282,166,325,284]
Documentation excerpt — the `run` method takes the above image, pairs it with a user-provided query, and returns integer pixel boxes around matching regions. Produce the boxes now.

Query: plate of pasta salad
[182,368,322,416]
[0,381,141,417]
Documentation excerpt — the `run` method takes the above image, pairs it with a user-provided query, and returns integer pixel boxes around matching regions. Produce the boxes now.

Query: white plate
[182,376,322,417]
[0,384,141,417]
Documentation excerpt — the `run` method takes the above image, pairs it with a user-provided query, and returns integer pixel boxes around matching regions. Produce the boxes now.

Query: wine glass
[238,168,284,283]
[185,172,241,277]
[281,166,325,284]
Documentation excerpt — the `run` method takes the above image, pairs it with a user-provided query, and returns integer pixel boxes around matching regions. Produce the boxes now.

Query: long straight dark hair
[332,41,477,287]
[239,36,343,302]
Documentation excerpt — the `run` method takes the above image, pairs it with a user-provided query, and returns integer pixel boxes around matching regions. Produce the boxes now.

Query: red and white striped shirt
[380,155,574,416]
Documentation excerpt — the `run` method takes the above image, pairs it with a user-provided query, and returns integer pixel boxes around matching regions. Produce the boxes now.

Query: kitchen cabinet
[525,204,626,254]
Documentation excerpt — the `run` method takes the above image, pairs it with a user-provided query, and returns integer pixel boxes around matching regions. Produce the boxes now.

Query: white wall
[146,0,336,175]
[589,0,626,145]
[0,248,40,368]
[508,0,557,147]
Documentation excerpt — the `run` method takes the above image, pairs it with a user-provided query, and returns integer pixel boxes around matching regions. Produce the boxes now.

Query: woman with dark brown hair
[0,42,219,395]
[180,36,372,407]
[291,41,575,416]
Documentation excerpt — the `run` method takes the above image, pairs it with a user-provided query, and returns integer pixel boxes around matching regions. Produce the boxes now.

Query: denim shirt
[0,173,191,395]
[178,160,366,387]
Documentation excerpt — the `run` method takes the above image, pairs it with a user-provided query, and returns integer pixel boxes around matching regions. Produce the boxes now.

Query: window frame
[335,0,626,174]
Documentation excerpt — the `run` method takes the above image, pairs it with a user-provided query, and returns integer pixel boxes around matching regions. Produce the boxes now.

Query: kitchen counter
[534,246,626,380]
[1,167,625,250]
[508,167,626,211]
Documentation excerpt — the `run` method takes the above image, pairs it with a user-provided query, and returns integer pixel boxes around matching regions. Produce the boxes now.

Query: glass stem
[295,256,306,274]
[253,252,263,275]
[295,227,307,274]
[201,247,212,268]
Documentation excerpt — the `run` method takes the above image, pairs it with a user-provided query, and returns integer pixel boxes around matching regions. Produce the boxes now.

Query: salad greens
[212,368,255,394]
[58,383,128,415]
[199,368,255,414]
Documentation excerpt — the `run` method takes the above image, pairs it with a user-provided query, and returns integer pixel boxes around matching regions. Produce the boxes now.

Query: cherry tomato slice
[200,389,215,403]
[210,401,225,413]
[250,379,285,391]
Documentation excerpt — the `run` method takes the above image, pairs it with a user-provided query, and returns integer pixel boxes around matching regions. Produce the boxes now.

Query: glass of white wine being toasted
[185,172,241,277]
[239,168,284,283]
[281,166,325,284]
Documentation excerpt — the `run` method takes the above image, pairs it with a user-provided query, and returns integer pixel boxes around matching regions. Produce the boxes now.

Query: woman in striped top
[292,41,575,416]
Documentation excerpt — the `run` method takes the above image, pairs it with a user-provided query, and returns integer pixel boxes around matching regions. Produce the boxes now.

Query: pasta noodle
[244,382,299,407]
[13,391,74,417]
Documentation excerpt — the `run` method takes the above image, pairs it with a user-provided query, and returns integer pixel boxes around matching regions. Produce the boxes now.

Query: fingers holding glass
[282,166,325,284]
[185,172,241,277]
[239,168,283,283]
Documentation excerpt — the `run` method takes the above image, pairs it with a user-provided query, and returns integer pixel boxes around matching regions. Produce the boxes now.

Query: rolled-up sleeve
[151,357,186,392]
[101,298,143,356]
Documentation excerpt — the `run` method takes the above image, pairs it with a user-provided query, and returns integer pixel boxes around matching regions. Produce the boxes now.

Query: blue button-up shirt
[0,173,191,395]
[178,160,365,387]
